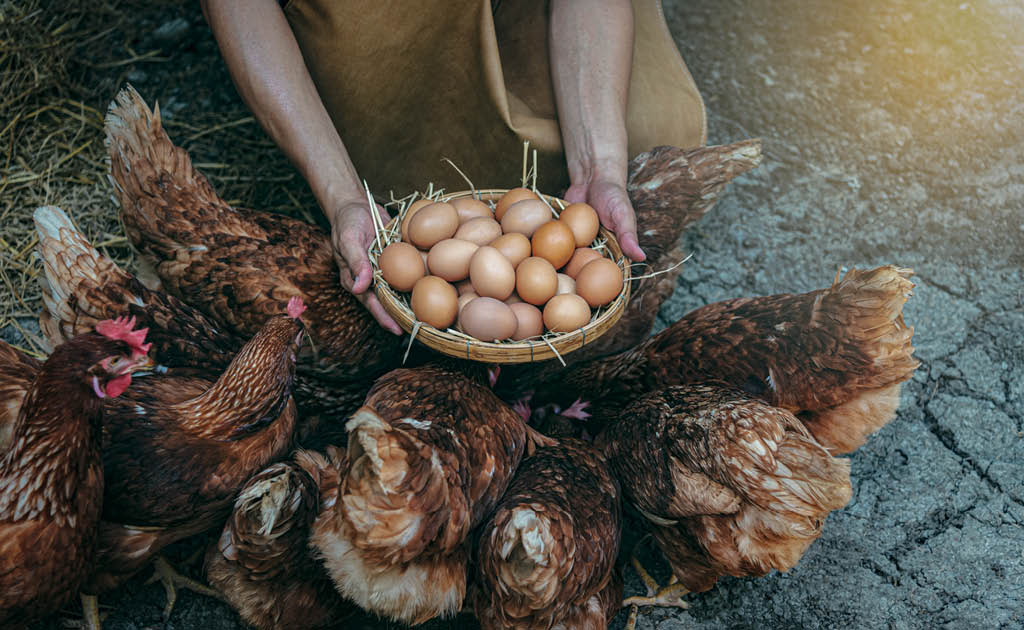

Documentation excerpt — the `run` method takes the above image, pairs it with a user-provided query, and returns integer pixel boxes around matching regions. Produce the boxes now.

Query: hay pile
[0,0,319,354]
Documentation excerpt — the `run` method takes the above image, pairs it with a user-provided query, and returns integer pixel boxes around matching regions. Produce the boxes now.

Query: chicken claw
[623,546,689,630]
[146,556,223,619]
[62,594,107,630]
[555,397,591,420]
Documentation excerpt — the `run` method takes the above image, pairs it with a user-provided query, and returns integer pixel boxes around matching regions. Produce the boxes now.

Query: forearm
[202,0,364,221]
[549,0,634,186]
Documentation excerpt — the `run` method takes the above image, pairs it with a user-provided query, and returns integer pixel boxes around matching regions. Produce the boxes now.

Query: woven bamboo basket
[369,188,631,364]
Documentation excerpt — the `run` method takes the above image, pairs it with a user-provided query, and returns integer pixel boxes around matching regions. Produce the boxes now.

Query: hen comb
[287,296,307,319]
[95,315,152,358]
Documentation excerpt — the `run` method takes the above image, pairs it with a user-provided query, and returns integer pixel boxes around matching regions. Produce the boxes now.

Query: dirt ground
[5,0,1022,628]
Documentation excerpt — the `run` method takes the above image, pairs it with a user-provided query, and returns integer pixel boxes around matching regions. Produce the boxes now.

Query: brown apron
[282,0,705,198]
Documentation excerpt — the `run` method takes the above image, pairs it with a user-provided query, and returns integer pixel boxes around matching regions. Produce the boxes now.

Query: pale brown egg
[515,256,557,306]
[459,297,518,342]
[531,220,575,269]
[563,247,603,278]
[455,279,476,295]
[400,198,434,242]
[407,202,459,249]
[490,233,532,268]
[500,199,553,238]
[450,197,493,224]
[410,276,458,329]
[543,294,592,332]
[378,241,426,291]
[427,238,479,282]
[457,291,478,313]
[559,203,600,247]
[494,187,538,221]
[575,258,623,307]
[505,293,523,304]
[454,217,502,246]
[420,250,429,267]
[555,273,576,295]
[509,302,544,340]
[469,246,516,300]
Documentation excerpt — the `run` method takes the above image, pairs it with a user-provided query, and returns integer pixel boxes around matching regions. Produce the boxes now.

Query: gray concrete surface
[22,0,1023,628]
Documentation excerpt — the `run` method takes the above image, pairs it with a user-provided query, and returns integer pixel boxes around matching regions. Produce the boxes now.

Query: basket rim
[369,188,631,363]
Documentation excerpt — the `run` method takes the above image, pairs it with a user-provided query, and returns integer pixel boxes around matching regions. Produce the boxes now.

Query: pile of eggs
[377,188,624,342]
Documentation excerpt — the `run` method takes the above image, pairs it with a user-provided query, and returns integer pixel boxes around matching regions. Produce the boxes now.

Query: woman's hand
[327,201,402,334]
[564,168,645,262]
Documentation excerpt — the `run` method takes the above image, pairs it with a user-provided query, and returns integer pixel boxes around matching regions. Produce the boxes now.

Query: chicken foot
[62,594,108,630]
[623,547,689,630]
[146,556,224,619]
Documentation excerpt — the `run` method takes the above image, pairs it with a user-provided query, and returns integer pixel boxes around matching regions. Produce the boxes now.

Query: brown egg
[515,256,558,306]
[410,276,458,329]
[531,221,575,269]
[505,293,523,305]
[543,294,592,332]
[555,273,576,296]
[490,233,532,268]
[419,250,429,268]
[427,239,479,282]
[563,247,603,278]
[494,187,538,221]
[509,302,544,340]
[559,203,601,247]
[400,198,434,242]
[407,202,459,249]
[457,291,478,313]
[454,217,502,246]
[575,258,623,307]
[459,297,518,342]
[450,197,493,224]
[455,279,476,295]
[500,199,553,238]
[378,242,426,291]
[469,246,516,300]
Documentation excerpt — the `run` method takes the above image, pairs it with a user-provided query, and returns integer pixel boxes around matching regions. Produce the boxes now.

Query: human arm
[549,0,644,261]
[201,0,401,333]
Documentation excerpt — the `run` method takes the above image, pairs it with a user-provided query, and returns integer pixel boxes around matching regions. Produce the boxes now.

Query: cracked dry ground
[19,0,1023,628]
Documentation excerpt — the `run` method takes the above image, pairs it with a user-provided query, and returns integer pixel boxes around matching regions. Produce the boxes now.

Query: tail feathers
[491,506,564,608]
[816,265,920,389]
[341,408,459,563]
[33,206,139,347]
[802,383,904,454]
[104,85,240,261]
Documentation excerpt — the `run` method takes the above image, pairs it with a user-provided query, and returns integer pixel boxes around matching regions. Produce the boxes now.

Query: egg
[455,279,476,295]
[457,291,478,313]
[563,247,603,278]
[575,258,623,307]
[407,202,459,249]
[450,197,493,224]
[543,294,591,332]
[454,217,502,246]
[500,199,553,238]
[559,203,601,247]
[489,233,532,268]
[515,256,557,306]
[427,238,479,282]
[555,273,576,295]
[531,220,575,269]
[505,293,523,304]
[509,302,544,340]
[494,187,538,221]
[469,246,516,300]
[410,276,458,329]
[378,241,426,291]
[400,198,434,242]
[459,297,518,342]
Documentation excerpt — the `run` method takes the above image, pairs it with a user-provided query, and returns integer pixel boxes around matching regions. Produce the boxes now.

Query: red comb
[95,315,152,358]
[287,296,306,319]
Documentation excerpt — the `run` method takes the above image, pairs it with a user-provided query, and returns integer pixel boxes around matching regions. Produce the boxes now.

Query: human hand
[328,200,403,334]
[564,176,646,262]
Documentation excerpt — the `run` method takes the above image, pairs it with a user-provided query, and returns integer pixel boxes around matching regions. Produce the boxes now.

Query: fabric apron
[282,0,706,198]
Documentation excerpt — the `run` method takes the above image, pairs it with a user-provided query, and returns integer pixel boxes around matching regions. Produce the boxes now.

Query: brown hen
[519,266,919,453]
[599,384,852,607]
[310,363,532,625]
[473,438,622,630]
[205,449,356,629]
[104,85,402,423]
[0,322,152,629]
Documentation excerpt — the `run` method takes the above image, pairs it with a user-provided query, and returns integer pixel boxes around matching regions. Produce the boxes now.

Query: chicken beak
[111,352,156,376]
